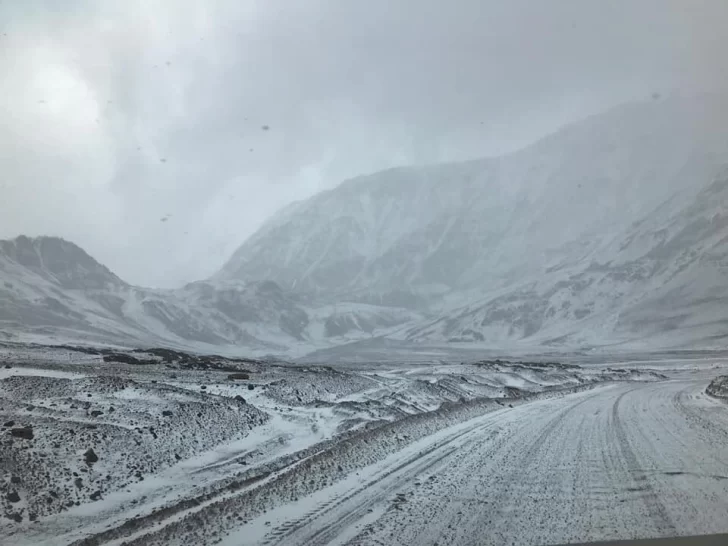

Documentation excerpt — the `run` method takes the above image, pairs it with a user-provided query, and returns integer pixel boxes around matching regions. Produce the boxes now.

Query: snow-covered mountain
[0,236,420,355]
[219,95,728,305]
[401,170,728,348]
[218,94,728,349]
[3,94,728,354]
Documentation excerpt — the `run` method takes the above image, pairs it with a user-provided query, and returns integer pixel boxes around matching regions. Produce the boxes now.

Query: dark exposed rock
[6,490,20,503]
[90,490,102,501]
[84,448,99,464]
[3,420,15,427]
[234,395,246,404]
[102,353,156,365]
[162,410,173,417]
[227,373,250,381]
[90,410,103,417]
[706,375,728,399]
[10,426,34,439]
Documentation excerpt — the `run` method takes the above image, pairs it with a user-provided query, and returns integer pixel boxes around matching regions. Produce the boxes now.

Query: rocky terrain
[706,375,728,400]
[0,342,667,544]
[0,344,268,525]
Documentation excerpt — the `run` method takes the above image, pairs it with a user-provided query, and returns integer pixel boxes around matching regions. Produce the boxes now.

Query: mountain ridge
[3,94,728,354]
[0,235,420,355]
[218,94,728,305]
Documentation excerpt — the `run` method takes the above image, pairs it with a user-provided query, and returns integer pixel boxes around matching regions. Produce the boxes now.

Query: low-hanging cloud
[1,0,727,287]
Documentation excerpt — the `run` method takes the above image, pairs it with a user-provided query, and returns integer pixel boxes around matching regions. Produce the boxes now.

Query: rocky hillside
[218,95,728,310]
[216,94,728,350]
[0,237,419,355]
[403,172,728,348]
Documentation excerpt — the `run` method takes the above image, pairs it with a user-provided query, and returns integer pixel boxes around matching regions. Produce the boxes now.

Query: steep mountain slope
[0,237,419,354]
[0,236,125,290]
[218,95,728,314]
[403,169,728,348]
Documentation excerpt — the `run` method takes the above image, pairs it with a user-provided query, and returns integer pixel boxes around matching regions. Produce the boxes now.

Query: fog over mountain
[3,94,728,355]
[3,1,728,288]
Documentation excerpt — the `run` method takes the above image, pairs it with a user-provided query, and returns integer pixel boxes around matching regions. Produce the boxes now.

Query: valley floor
[1,346,727,546]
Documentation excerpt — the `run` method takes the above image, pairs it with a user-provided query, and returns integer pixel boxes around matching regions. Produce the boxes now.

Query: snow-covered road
[234,375,728,546]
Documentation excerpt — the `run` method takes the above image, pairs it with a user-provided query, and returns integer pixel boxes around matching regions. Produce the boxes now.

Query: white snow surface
[0,343,680,545]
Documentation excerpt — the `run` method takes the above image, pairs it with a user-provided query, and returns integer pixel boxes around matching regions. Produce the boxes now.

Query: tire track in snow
[258,418,502,546]
[347,377,728,546]
[611,389,676,533]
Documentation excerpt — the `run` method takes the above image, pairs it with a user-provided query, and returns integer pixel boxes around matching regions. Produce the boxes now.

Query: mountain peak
[216,94,728,307]
[0,235,126,290]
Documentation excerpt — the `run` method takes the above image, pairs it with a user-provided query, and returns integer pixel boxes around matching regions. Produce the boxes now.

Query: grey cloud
[1,0,726,287]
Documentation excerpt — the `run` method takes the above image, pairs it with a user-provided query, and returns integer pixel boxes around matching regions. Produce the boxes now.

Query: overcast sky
[1,1,726,287]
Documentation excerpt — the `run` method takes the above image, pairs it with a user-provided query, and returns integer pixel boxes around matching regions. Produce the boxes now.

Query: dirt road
[231,375,728,546]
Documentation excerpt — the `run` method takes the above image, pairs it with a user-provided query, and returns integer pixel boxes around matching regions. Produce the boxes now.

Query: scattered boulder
[248,384,255,391]
[90,410,103,417]
[90,490,102,501]
[162,410,173,417]
[234,395,246,404]
[10,426,34,439]
[84,448,99,464]
[3,420,15,427]
[10,476,21,484]
[706,376,728,400]
[6,490,20,503]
